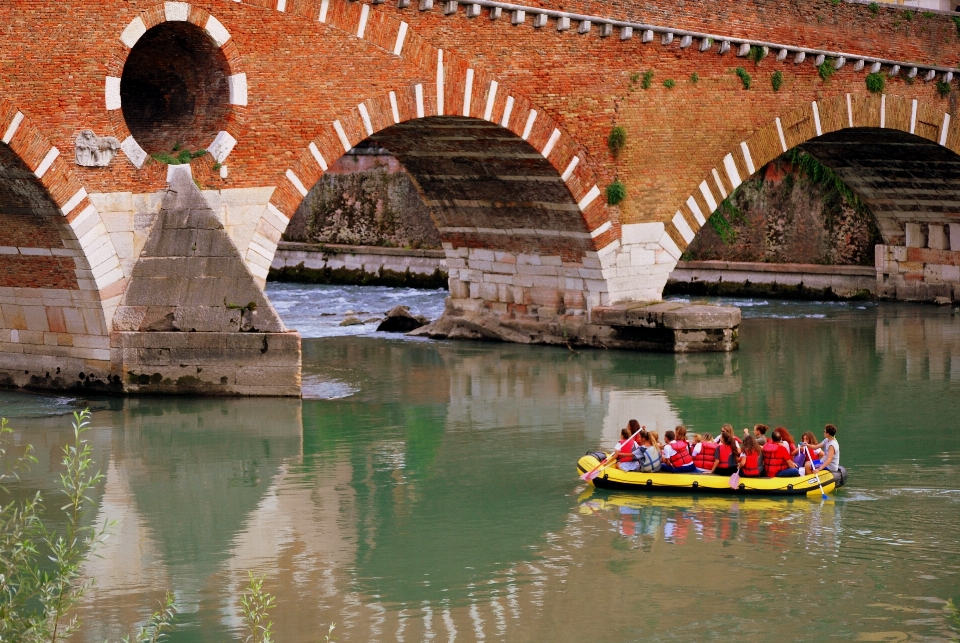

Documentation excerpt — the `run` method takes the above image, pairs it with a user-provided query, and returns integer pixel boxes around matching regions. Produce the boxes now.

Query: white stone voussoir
[165,2,190,22]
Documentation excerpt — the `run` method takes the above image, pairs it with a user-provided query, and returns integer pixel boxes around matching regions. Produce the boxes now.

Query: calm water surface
[1,287,959,642]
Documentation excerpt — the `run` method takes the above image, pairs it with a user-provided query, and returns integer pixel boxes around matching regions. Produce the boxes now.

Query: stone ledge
[278,241,446,259]
[677,260,875,277]
[113,331,302,397]
[413,302,739,352]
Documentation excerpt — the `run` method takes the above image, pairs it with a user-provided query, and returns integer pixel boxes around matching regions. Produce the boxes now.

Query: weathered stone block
[906,223,926,248]
[928,224,948,250]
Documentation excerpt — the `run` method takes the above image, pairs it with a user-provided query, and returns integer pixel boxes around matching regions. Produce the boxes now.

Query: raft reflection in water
[578,488,844,552]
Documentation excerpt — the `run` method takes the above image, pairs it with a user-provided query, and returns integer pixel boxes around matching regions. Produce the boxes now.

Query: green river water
[1,289,959,642]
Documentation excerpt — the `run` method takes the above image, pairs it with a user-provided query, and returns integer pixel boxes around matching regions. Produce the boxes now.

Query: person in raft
[711,432,741,476]
[617,428,662,473]
[615,420,643,472]
[761,429,802,477]
[736,436,764,477]
[744,424,769,446]
[692,432,717,473]
[804,424,840,475]
[660,427,698,473]
[794,431,824,469]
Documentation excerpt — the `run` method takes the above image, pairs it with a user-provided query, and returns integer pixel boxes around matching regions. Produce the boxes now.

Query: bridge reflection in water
[2,302,955,642]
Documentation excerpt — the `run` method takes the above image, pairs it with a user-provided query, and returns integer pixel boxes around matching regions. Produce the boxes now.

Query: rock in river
[340,315,363,326]
[377,306,428,333]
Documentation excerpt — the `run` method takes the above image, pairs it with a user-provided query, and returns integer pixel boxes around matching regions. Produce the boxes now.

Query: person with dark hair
[661,428,698,473]
[615,421,643,471]
[794,431,823,468]
[739,436,764,477]
[762,431,801,477]
[776,426,797,456]
[806,424,840,474]
[711,432,740,476]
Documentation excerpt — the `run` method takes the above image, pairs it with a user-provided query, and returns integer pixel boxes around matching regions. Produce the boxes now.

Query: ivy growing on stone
[735,67,752,90]
[952,15,960,36]
[690,72,700,84]
[865,72,885,93]
[749,46,766,65]
[606,180,626,205]
[868,2,880,16]
[663,78,676,89]
[771,70,784,92]
[936,81,952,98]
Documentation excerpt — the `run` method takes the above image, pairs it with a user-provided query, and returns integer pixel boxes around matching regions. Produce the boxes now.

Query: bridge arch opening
[120,21,231,156]
[668,100,960,302]
[287,115,602,318]
[0,143,80,292]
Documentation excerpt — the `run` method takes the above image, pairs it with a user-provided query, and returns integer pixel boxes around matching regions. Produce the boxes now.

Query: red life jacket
[668,440,694,467]
[616,438,637,462]
[741,451,762,476]
[717,443,738,468]
[694,442,718,469]
[762,442,791,477]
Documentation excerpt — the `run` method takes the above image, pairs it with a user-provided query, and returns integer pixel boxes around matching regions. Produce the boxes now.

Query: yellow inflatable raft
[577,453,847,497]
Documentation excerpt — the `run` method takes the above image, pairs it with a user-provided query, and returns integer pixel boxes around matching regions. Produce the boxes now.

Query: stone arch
[104,2,248,169]
[662,94,960,284]
[0,100,125,388]
[257,78,616,317]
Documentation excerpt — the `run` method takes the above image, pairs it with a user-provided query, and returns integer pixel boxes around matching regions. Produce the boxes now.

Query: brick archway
[666,93,957,256]
[245,78,620,315]
[0,100,125,388]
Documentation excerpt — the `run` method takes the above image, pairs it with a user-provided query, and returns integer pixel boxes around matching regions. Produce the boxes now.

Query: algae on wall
[684,154,881,266]
[284,148,442,249]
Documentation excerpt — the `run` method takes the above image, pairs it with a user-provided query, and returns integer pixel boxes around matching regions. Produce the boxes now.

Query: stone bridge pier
[3,0,960,394]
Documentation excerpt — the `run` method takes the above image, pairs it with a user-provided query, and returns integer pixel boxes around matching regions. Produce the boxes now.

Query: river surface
[1,285,959,642]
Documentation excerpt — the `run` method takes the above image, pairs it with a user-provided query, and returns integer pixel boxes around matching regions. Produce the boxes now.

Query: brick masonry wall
[2,0,960,391]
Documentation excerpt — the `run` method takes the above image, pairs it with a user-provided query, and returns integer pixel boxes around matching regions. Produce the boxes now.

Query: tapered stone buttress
[110,170,301,396]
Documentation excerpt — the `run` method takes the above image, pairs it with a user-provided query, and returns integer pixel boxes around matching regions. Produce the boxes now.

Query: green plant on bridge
[608,126,627,156]
[786,149,869,221]
[818,58,837,82]
[663,78,676,89]
[936,80,951,98]
[641,70,654,89]
[152,142,207,165]
[735,67,752,90]
[707,198,747,245]
[690,72,700,84]
[748,46,766,65]
[868,2,879,16]
[865,72,886,93]
[606,180,626,206]
[952,15,960,36]
[771,70,784,92]
[920,10,935,18]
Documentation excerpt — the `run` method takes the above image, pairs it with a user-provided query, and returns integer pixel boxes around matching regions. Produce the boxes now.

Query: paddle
[728,468,740,490]
[581,427,642,482]
[805,446,829,500]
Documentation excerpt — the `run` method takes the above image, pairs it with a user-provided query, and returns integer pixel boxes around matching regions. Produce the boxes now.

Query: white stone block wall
[443,222,682,319]
[89,186,281,292]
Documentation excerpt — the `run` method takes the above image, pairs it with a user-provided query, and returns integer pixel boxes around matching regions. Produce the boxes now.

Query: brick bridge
[1,0,959,395]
